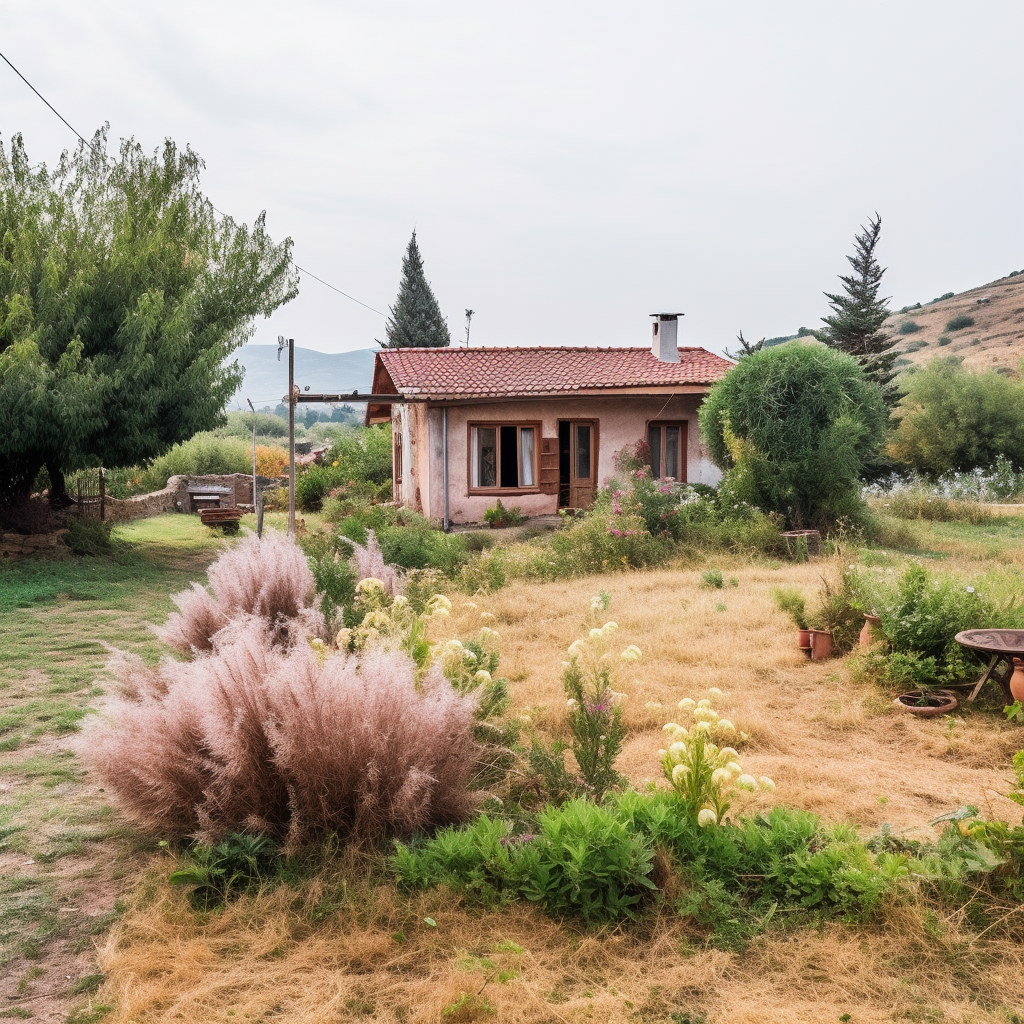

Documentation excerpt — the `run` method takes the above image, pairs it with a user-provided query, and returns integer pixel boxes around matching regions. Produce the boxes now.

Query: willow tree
[0,128,298,505]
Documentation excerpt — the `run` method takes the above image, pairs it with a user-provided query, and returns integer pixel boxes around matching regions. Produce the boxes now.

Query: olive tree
[699,342,887,529]
[0,128,297,505]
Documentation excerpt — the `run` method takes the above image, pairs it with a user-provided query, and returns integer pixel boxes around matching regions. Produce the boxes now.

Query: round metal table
[954,629,1024,704]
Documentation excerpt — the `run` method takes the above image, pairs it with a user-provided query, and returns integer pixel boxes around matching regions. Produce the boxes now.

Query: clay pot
[808,628,832,661]
[797,628,812,652]
[859,614,883,648]
[893,689,958,716]
[1010,658,1024,703]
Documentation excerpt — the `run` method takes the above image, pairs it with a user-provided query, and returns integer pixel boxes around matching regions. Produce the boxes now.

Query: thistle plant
[562,617,638,798]
[660,693,773,826]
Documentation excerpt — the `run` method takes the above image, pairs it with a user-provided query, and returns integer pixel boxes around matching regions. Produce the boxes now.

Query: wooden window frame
[393,428,403,484]
[467,421,542,495]
[647,420,688,482]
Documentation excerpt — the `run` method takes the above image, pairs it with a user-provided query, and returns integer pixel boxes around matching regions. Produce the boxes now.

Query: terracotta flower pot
[1010,658,1024,704]
[808,628,832,661]
[893,689,958,716]
[859,614,883,648]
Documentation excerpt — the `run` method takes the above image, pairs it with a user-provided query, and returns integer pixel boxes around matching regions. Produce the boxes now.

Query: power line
[0,47,386,319]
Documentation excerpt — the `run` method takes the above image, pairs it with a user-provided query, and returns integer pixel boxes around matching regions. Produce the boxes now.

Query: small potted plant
[483,498,526,529]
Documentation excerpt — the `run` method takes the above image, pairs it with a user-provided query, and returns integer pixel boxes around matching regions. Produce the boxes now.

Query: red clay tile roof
[373,346,732,399]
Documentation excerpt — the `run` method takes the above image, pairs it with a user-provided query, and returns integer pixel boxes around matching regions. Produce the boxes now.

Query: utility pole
[278,335,296,538]
[246,398,257,508]
[464,309,474,347]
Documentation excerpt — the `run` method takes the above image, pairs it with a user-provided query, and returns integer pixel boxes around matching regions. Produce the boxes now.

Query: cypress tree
[380,231,451,348]
[819,213,898,402]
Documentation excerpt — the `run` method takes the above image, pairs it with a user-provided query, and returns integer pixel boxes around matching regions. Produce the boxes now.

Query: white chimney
[650,312,683,363]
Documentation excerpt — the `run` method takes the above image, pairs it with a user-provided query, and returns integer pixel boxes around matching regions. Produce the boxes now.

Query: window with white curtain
[648,421,687,481]
[469,423,539,490]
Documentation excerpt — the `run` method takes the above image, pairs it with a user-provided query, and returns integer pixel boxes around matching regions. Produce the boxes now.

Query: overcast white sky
[2,0,1022,357]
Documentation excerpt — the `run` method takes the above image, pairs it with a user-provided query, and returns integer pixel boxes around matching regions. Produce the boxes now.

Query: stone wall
[100,474,284,522]
[1,530,67,560]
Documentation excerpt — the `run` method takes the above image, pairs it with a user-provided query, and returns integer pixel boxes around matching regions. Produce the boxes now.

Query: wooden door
[560,420,597,509]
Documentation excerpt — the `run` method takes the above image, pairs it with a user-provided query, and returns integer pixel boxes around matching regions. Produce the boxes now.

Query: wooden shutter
[539,437,559,494]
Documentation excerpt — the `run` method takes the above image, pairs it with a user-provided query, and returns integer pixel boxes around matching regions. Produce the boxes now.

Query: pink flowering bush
[157,531,325,654]
[83,533,480,848]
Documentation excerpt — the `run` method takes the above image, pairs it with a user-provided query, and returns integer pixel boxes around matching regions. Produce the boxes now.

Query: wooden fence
[74,468,106,521]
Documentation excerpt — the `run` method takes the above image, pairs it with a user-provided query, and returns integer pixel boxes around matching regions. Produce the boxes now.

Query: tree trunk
[46,460,74,508]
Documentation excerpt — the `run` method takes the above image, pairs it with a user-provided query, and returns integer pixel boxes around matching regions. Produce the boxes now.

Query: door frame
[557,418,599,509]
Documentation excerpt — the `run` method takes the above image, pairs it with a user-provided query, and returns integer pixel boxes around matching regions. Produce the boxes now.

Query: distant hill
[887,270,1024,374]
[226,345,377,410]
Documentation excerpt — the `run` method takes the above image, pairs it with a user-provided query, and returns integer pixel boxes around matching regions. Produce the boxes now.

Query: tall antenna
[464,309,475,347]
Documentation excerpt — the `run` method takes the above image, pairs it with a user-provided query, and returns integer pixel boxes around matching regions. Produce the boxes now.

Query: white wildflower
[697,698,711,709]
[758,776,776,792]
[621,645,642,662]
[644,701,663,710]
[662,722,680,734]
[668,741,685,756]
[727,761,743,775]
[736,774,758,791]
[719,747,738,759]
[601,621,618,634]
[589,628,603,639]
[697,808,718,827]
[391,595,410,610]
[678,697,696,711]
[474,670,492,685]
[708,687,723,699]
[717,719,736,733]
[568,639,586,657]
[672,764,688,784]
[711,768,731,786]
[566,698,578,709]
[355,577,385,593]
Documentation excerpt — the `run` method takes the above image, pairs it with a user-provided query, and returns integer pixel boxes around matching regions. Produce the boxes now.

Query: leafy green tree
[380,231,450,348]
[819,213,898,402]
[0,129,297,505]
[699,342,887,529]
[887,357,1024,477]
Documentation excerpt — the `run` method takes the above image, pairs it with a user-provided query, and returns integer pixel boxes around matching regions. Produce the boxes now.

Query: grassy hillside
[888,269,1024,374]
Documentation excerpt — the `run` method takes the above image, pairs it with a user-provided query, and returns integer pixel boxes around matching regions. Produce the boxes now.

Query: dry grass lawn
[92,553,1024,1024]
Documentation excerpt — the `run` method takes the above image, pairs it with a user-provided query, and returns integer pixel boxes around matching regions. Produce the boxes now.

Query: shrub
[298,531,358,627]
[295,464,345,512]
[521,799,656,923]
[879,490,995,524]
[137,433,252,492]
[903,339,928,353]
[549,512,671,575]
[377,524,470,576]
[931,292,955,303]
[86,633,481,848]
[936,335,953,347]
[700,569,724,589]
[216,411,289,439]
[393,799,657,925]
[698,343,887,530]
[772,586,807,629]
[327,425,393,486]
[888,357,1024,477]
[157,531,324,655]
[856,563,1022,687]
[897,320,923,335]
[168,832,281,908]
[255,445,288,477]
[62,517,114,556]
[945,314,975,332]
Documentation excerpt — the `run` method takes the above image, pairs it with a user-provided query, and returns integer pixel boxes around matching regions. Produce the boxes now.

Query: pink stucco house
[366,314,733,526]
